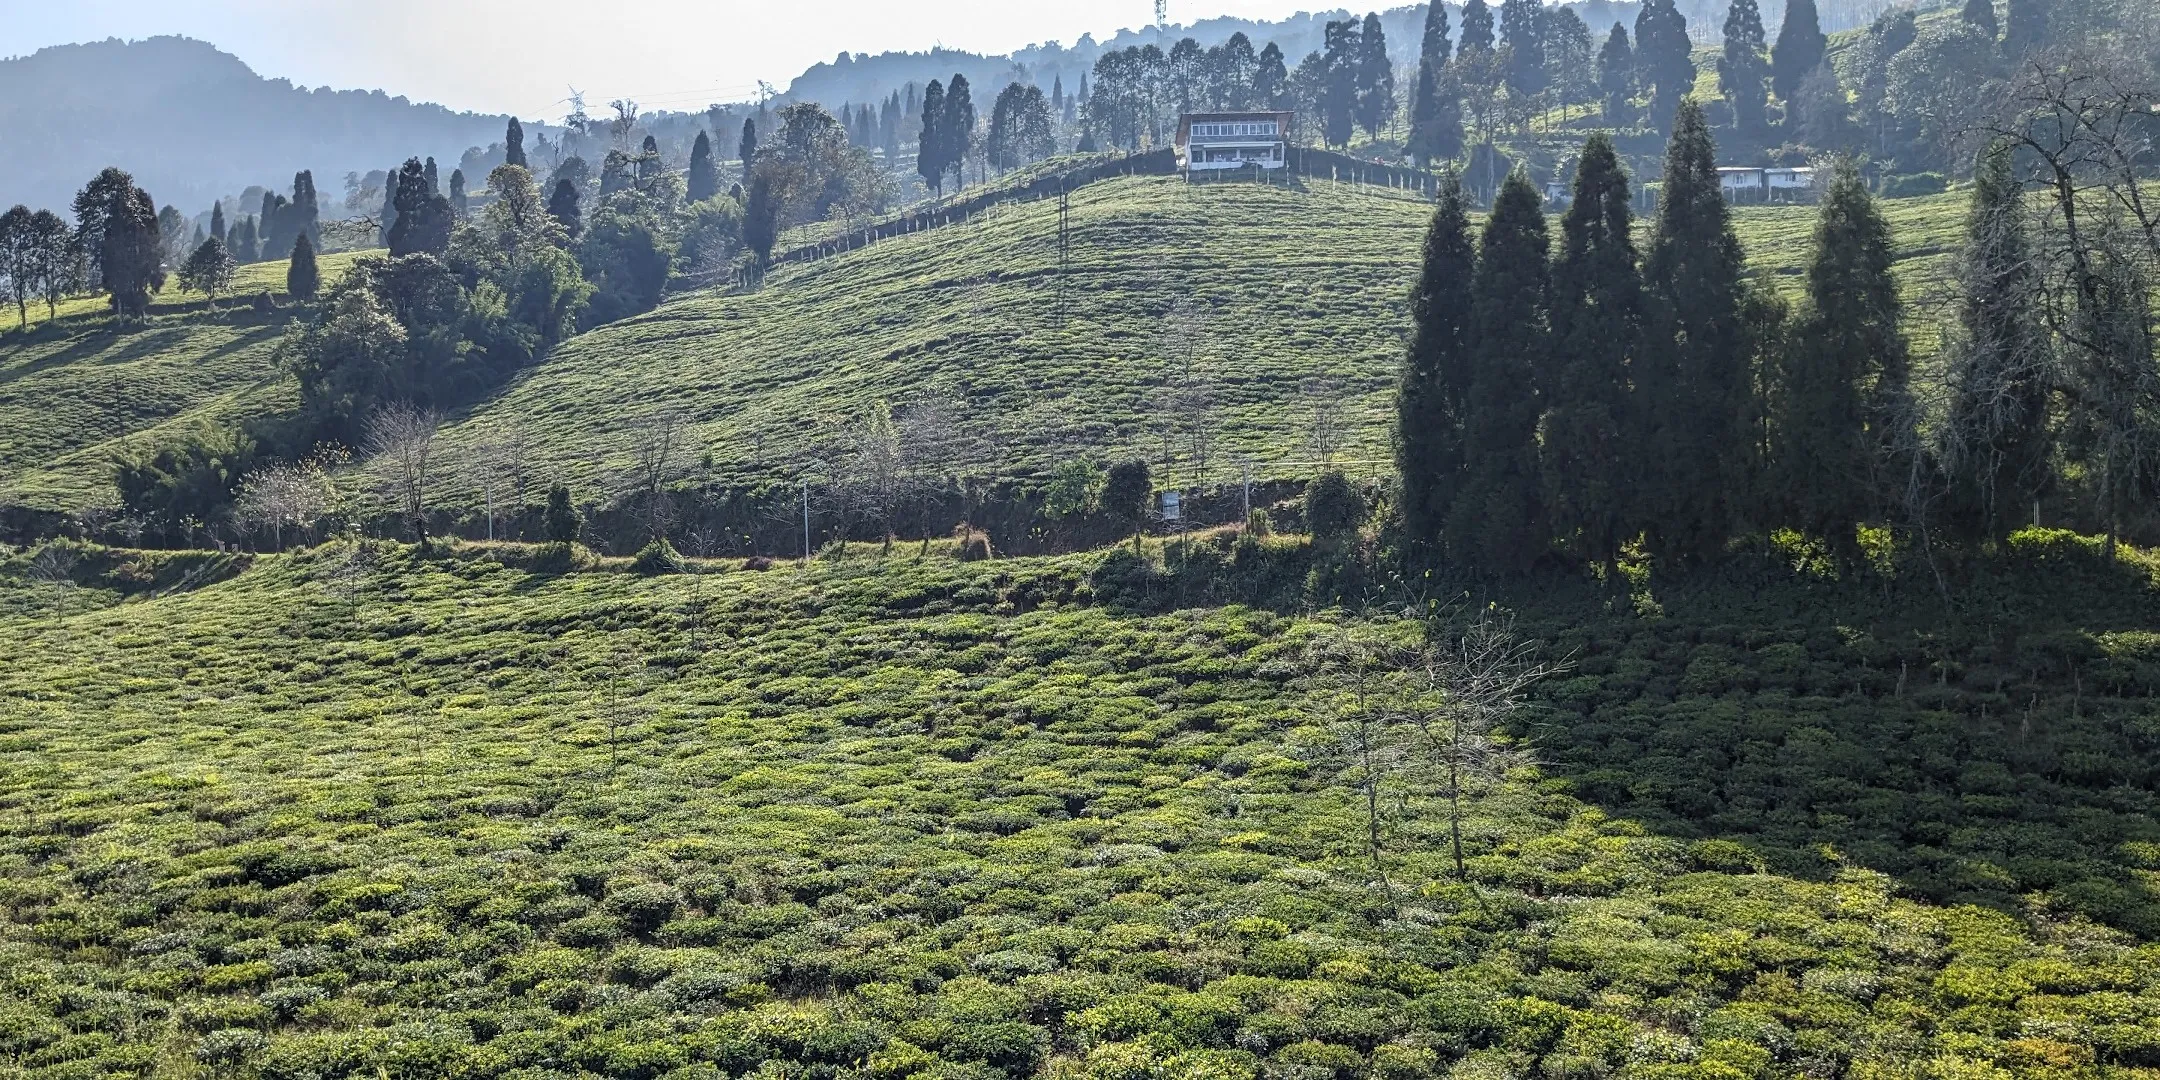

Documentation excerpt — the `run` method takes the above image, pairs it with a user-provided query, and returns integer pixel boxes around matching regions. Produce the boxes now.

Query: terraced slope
[1,539,2158,1079]
[0,181,1968,516]
[428,176,1967,507]
[0,250,373,513]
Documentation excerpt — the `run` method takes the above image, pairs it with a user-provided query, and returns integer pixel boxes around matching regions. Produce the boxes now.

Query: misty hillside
[0,36,519,213]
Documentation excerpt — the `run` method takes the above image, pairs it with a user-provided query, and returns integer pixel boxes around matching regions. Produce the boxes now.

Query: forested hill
[0,36,515,212]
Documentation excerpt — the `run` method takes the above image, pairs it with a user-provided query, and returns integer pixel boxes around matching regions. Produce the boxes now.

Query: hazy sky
[4,1,1340,119]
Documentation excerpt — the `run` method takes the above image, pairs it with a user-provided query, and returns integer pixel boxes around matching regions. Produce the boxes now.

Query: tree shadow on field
[1506,533,2160,939]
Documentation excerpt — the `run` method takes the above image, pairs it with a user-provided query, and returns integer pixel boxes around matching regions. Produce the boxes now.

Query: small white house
[1718,167,1766,202]
[1765,166,1818,201]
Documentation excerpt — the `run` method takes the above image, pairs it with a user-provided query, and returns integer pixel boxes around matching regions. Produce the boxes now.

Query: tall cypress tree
[1409,2,1462,165]
[1773,160,1911,560]
[1641,101,1756,562]
[1500,0,1548,105]
[291,171,320,248]
[1718,0,1771,135]
[287,232,319,300]
[1321,19,1362,147]
[1355,12,1396,140]
[1448,170,1550,573]
[388,158,453,257]
[505,117,527,168]
[1398,174,1478,547]
[1772,0,1827,103]
[209,202,226,245]
[738,118,759,166]
[943,75,977,190]
[1598,24,1634,125]
[1940,140,2051,540]
[448,170,468,217]
[1461,0,1496,54]
[1542,134,1641,571]
[688,131,720,202]
[1634,0,1694,133]
[917,79,948,195]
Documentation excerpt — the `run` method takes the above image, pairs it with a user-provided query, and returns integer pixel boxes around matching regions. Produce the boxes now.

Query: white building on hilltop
[1176,112,1293,172]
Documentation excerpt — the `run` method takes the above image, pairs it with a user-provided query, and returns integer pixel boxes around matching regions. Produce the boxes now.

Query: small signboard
[1160,490,1182,523]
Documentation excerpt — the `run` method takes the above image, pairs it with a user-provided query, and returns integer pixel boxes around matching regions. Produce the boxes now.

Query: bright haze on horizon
[3,0,1338,119]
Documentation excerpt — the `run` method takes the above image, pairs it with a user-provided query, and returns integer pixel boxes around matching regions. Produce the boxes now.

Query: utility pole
[1155,0,1168,31]
[1240,458,1253,524]
[801,481,811,564]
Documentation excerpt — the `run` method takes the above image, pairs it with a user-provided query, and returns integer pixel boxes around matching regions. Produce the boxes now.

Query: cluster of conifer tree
[1399,102,1923,573]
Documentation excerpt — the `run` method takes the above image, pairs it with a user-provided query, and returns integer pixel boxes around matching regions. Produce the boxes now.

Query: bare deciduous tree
[467,425,532,541]
[625,410,693,542]
[364,402,441,545]
[1301,375,1351,465]
[234,459,341,550]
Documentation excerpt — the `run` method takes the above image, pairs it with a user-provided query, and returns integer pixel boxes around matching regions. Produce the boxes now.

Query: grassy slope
[0,182,1965,516]
[2,540,2158,1078]
[0,251,371,512]
[427,176,1967,509]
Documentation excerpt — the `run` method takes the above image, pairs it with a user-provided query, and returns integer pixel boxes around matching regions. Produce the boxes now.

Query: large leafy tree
[1718,0,1771,135]
[1397,175,1477,547]
[1772,161,1912,560]
[177,236,236,304]
[73,167,163,318]
[1448,170,1549,573]
[0,205,36,328]
[1542,134,1641,571]
[1640,101,1761,562]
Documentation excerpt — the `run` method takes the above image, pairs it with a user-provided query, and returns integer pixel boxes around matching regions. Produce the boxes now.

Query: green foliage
[387,158,453,258]
[1717,0,1771,134]
[111,426,257,544]
[544,484,583,543]
[1103,460,1152,550]
[1771,0,1828,103]
[632,538,685,575]
[1304,470,1364,544]
[577,194,674,327]
[177,236,237,302]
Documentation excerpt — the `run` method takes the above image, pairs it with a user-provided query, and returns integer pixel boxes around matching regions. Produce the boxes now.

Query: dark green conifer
[448,169,468,217]
[1460,0,1495,53]
[1772,160,1911,560]
[548,179,582,238]
[738,118,759,166]
[917,80,947,195]
[505,117,527,168]
[209,202,226,245]
[1448,170,1549,573]
[1599,24,1634,125]
[388,158,452,257]
[1408,1,1463,166]
[1634,0,1694,132]
[1397,174,1477,547]
[1542,134,1641,571]
[1772,0,1827,103]
[688,132,720,202]
[1354,12,1395,140]
[1940,140,2050,540]
[286,232,319,300]
[1640,101,1756,561]
[1718,0,1771,135]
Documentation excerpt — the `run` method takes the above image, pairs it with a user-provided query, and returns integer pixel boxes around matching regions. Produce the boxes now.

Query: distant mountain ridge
[0,36,518,215]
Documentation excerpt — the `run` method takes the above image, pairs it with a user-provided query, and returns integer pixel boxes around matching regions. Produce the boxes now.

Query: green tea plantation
[4,533,2159,1079]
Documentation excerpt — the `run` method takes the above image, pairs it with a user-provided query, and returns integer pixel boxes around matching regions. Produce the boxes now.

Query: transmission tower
[1155,0,1167,30]
[1054,182,1072,329]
